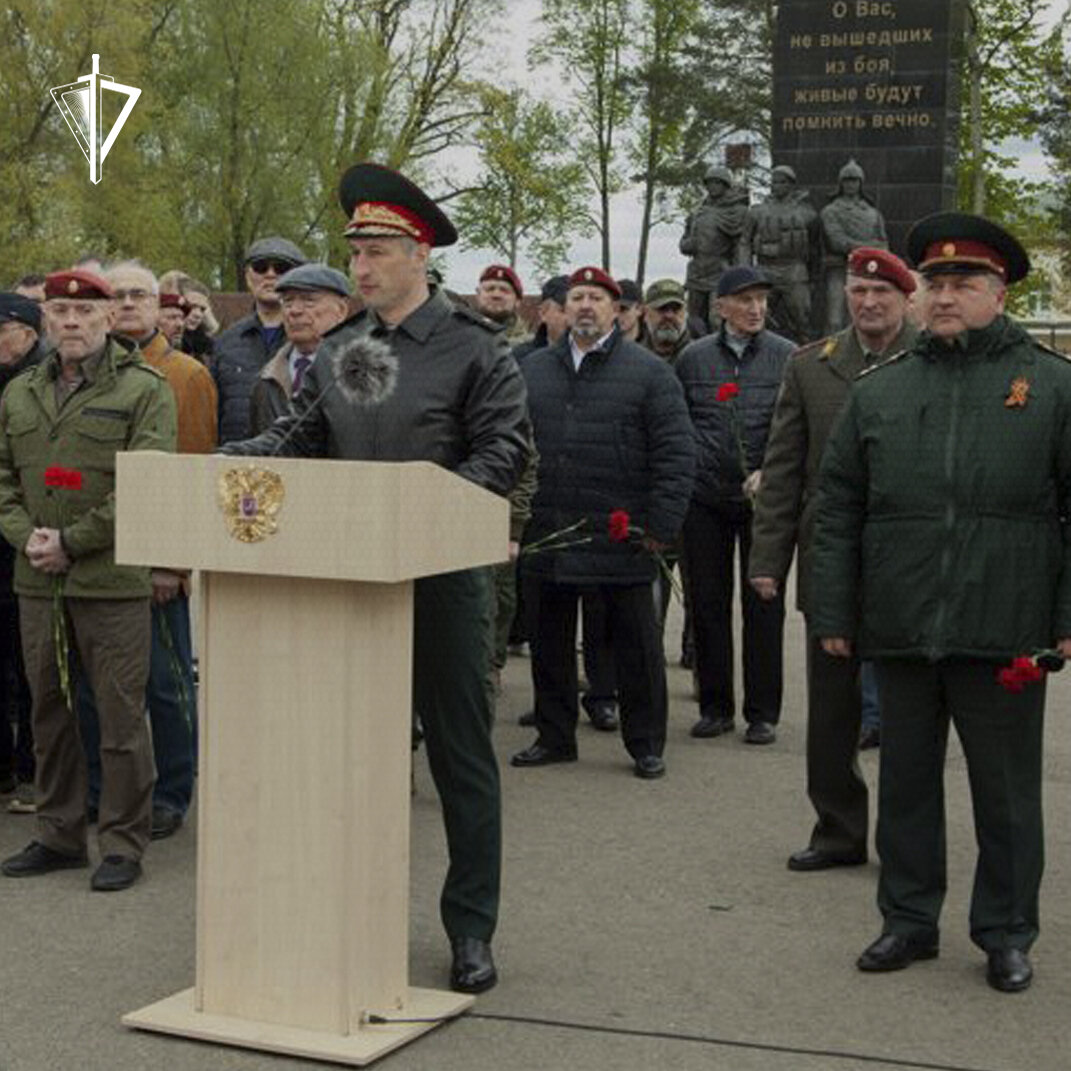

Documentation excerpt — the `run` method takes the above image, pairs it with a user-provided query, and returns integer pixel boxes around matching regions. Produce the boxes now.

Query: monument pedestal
[114,453,508,1066]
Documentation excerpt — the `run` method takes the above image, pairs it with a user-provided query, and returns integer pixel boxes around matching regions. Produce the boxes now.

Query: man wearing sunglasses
[212,236,307,443]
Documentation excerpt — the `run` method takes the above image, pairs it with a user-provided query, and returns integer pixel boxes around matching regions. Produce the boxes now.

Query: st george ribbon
[50,54,140,184]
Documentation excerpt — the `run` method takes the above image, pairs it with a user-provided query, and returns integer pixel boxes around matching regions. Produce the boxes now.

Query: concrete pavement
[1,603,1068,1071]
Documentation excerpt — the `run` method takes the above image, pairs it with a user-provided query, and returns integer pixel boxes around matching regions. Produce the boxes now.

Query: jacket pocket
[73,419,128,472]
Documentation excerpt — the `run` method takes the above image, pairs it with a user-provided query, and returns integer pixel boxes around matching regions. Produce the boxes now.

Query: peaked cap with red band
[338,162,458,247]
[44,270,114,301]
[906,211,1030,285]
[158,292,189,311]
[480,264,523,298]
[567,266,622,300]
[847,247,916,294]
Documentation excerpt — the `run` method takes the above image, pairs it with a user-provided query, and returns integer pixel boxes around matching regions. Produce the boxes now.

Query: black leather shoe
[510,743,577,767]
[859,725,881,750]
[633,755,666,780]
[857,932,939,972]
[517,709,536,727]
[744,720,777,745]
[986,948,1033,993]
[787,846,867,872]
[151,806,184,840]
[584,700,619,732]
[690,715,734,738]
[450,936,497,994]
[91,855,142,892]
[1,841,88,877]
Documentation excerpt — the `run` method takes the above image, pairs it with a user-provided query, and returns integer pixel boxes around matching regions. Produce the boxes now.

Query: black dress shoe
[151,806,184,840]
[859,724,881,750]
[583,700,619,732]
[1,841,88,877]
[787,846,867,872]
[517,709,536,727]
[450,936,497,994]
[857,932,939,972]
[91,855,143,892]
[690,714,734,738]
[744,720,776,745]
[986,948,1033,993]
[510,743,577,767]
[633,755,666,780]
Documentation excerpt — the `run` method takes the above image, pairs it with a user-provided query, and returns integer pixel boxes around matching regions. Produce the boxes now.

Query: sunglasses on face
[249,259,293,276]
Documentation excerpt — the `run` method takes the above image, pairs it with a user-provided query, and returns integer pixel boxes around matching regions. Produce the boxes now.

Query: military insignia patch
[217,466,285,542]
[1004,376,1030,409]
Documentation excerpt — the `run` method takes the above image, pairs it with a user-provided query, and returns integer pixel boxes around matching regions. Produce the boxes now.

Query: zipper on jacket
[930,366,961,659]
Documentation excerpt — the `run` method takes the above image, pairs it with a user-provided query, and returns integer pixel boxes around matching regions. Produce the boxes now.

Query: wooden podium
[114,452,509,1066]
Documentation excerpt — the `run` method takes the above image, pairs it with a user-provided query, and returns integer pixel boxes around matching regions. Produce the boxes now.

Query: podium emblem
[218,466,286,543]
[50,54,141,184]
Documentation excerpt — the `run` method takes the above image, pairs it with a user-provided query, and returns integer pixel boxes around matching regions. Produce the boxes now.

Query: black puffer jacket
[522,328,695,585]
[211,313,286,443]
[675,326,794,506]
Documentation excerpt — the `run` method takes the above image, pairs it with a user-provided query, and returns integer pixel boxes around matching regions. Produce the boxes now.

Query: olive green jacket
[749,321,917,615]
[0,338,177,598]
[811,317,1071,659]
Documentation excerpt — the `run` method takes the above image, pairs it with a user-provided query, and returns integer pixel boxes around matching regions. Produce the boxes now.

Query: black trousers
[804,627,868,856]
[0,598,34,785]
[580,589,617,707]
[531,579,666,760]
[682,499,785,724]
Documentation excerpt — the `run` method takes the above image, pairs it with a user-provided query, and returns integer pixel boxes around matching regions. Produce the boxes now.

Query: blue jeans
[860,660,881,730]
[79,594,196,815]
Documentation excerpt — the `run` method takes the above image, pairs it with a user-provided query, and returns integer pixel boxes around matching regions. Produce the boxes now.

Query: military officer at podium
[220,163,530,995]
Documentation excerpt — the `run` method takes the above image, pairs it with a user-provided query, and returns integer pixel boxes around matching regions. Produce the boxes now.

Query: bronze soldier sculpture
[740,165,819,343]
[820,160,889,334]
[679,165,749,333]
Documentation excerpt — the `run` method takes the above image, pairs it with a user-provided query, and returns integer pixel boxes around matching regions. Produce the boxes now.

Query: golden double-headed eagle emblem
[217,466,285,543]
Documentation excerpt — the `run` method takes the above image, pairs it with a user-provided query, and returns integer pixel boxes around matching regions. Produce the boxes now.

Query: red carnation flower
[44,466,82,490]
[996,656,1046,693]
[716,382,740,403]
[608,509,631,543]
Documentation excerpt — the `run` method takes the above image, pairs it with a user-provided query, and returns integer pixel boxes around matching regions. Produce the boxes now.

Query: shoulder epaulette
[452,303,500,332]
[129,361,167,380]
[788,335,834,360]
[1033,339,1071,363]
[857,348,911,378]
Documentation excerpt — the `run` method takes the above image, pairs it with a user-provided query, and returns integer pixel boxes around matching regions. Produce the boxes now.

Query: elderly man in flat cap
[512,266,695,780]
[0,293,51,813]
[811,212,1071,994]
[0,270,176,892]
[220,163,530,995]
[748,247,918,876]
[213,236,307,443]
[248,264,351,435]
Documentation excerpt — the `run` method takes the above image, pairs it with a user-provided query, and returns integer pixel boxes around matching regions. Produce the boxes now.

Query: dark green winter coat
[0,338,177,598]
[810,316,1071,660]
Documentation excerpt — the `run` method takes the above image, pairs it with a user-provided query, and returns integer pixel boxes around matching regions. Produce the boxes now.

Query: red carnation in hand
[996,656,1046,693]
[716,382,740,402]
[608,509,631,542]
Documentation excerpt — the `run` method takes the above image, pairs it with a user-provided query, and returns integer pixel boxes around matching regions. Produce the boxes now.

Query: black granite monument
[772,0,968,257]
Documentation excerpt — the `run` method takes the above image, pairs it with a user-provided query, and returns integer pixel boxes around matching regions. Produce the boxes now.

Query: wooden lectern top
[115,452,509,583]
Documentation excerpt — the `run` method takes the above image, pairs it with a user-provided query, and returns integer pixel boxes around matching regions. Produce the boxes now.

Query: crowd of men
[0,161,1067,1001]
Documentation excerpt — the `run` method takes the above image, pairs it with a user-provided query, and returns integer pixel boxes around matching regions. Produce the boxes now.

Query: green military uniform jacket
[749,321,917,615]
[0,337,177,599]
[811,316,1071,659]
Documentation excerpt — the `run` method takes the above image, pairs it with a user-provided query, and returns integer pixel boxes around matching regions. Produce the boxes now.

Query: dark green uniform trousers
[19,595,154,860]
[873,659,1044,953]
[413,568,500,942]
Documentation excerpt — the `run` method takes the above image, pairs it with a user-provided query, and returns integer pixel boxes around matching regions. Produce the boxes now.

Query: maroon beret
[44,270,114,301]
[158,292,189,311]
[847,248,916,294]
[567,266,622,300]
[479,264,523,298]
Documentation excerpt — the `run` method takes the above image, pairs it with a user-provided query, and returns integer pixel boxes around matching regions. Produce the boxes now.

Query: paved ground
[1,601,1068,1071]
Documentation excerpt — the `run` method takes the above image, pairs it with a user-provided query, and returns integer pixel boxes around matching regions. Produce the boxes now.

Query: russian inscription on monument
[772,0,967,256]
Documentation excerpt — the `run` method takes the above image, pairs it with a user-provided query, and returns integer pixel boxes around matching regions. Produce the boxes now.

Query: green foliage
[1036,12,1071,280]
[452,87,594,277]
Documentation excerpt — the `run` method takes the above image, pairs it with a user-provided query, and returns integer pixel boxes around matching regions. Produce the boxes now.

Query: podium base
[122,986,476,1066]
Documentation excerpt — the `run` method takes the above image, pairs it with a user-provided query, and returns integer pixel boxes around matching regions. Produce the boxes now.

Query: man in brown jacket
[748,247,918,871]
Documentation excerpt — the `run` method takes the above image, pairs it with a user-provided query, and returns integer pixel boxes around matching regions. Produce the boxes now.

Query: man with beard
[642,279,691,367]
[475,264,531,346]
[748,248,917,872]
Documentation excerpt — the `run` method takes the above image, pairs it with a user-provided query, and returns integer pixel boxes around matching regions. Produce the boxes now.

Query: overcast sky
[438,0,1067,293]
